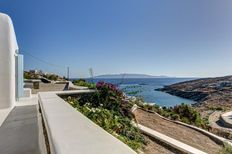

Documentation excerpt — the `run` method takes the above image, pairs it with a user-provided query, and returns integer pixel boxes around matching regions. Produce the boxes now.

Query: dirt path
[134,109,222,154]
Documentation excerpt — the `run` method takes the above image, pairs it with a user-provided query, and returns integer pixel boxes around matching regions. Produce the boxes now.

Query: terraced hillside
[134,108,222,154]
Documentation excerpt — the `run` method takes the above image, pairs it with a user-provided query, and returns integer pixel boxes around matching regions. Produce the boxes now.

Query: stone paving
[0,105,41,154]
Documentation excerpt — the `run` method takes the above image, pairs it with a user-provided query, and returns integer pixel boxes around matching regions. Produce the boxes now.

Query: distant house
[29,69,38,74]
[29,69,45,76]
[219,81,232,87]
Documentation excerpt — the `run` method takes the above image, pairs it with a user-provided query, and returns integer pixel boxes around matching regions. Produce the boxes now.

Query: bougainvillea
[93,81,123,111]
[96,81,123,97]
[64,81,145,151]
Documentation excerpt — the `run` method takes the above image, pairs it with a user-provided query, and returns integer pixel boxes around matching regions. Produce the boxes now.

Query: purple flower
[96,81,122,96]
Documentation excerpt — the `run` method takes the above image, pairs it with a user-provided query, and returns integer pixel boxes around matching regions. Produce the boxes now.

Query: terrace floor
[25,82,68,94]
[0,95,44,154]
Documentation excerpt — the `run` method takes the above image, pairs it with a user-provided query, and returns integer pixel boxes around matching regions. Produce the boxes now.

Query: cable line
[21,50,66,69]
[21,50,70,78]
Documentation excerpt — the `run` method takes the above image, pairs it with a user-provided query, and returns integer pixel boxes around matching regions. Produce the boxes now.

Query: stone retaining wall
[132,105,232,147]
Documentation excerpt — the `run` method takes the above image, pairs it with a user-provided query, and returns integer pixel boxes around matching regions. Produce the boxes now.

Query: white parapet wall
[39,90,136,154]
[0,13,18,109]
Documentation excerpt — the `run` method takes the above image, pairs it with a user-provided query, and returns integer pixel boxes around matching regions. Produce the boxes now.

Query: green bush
[173,103,205,127]
[24,71,39,79]
[209,106,224,111]
[64,82,145,151]
[218,143,232,154]
[73,79,96,89]
[181,117,190,124]
[94,82,124,111]
[139,103,160,113]
[45,74,58,81]
[171,113,180,120]
[138,102,207,128]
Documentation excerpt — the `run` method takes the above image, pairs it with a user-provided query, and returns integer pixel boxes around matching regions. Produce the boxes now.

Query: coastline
[86,77,197,107]
[156,87,207,102]
[155,75,232,112]
[155,87,207,106]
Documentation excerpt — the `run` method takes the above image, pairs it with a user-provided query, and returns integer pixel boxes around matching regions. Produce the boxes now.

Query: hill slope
[157,76,232,111]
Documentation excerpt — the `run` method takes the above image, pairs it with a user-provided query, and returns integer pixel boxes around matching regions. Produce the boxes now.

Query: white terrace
[0,13,135,154]
[1,12,232,154]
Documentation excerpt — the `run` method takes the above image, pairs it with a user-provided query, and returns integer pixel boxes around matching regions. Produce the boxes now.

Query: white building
[0,13,24,109]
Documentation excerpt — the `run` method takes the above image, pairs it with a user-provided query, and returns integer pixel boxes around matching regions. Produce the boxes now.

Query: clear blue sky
[1,0,232,78]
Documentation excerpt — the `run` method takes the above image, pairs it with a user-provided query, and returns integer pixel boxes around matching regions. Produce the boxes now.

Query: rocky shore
[157,87,208,102]
[156,75,232,111]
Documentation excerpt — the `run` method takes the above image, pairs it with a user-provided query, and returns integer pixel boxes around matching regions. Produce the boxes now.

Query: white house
[0,13,24,109]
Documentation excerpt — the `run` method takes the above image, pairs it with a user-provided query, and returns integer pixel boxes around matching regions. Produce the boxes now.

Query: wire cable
[21,50,67,69]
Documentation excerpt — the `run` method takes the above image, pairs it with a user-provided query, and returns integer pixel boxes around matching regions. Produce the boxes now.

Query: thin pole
[89,68,94,83]
[67,67,69,81]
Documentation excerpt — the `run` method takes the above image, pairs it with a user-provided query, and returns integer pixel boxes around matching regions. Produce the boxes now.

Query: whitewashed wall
[0,13,18,109]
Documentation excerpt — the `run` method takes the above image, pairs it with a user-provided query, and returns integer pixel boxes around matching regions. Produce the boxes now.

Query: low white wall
[38,90,136,154]
[133,105,232,146]
[136,123,207,154]
[67,81,88,90]
[220,111,232,129]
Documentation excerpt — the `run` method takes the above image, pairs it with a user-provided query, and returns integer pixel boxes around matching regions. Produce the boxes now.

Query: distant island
[95,73,169,78]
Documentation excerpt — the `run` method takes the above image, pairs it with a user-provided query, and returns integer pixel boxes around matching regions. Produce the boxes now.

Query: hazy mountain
[95,74,169,78]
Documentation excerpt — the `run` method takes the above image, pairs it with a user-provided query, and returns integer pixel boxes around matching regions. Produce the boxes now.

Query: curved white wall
[0,13,18,109]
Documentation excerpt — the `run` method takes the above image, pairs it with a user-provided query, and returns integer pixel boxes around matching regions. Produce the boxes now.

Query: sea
[84,78,197,107]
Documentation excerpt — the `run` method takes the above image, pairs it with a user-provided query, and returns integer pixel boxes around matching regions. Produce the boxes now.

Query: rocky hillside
[157,76,232,111]
[24,70,66,81]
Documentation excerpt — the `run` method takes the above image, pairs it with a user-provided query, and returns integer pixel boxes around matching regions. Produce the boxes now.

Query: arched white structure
[0,13,18,109]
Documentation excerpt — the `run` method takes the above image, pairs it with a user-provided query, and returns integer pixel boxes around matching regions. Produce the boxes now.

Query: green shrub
[209,106,224,111]
[181,117,190,124]
[73,79,96,89]
[173,103,205,127]
[64,82,145,151]
[46,74,58,81]
[94,82,123,111]
[139,102,207,128]
[218,143,232,154]
[171,113,180,120]
[24,71,39,79]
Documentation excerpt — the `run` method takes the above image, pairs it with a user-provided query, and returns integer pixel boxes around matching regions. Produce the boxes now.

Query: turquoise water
[86,78,196,107]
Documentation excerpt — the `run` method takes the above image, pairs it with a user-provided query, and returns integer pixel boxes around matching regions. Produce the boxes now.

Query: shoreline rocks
[156,87,208,102]
[155,75,232,111]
